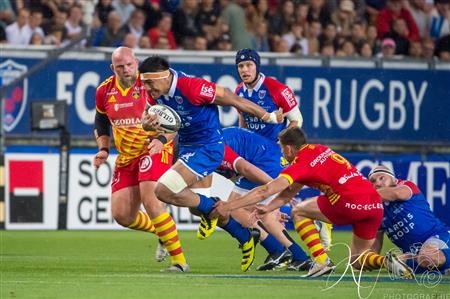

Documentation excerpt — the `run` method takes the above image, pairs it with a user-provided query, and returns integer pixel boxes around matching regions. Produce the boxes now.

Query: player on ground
[212,128,414,278]
[139,56,284,271]
[233,48,332,252]
[93,47,187,272]
[368,165,450,275]
[203,127,312,271]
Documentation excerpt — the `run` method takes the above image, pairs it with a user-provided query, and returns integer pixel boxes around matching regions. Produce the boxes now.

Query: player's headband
[368,166,395,179]
[140,70,170,81]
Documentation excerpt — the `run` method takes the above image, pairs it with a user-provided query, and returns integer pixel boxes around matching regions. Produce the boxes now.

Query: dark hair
[139,56,170,73]
[278,127,307,149]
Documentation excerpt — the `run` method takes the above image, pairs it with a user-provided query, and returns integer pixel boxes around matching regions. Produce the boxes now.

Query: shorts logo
[200,84,214,98]
[0,59,28,132]
[139,155,152,172]
[180,152,195,162]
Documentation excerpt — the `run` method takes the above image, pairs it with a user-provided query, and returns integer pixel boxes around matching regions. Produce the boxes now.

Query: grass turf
[1,231,449,299]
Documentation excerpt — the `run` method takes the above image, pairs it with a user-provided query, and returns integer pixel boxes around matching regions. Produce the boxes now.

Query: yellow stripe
[152,212,170,224]
[0,201,4,223]
[310,243,325,254]
[279,173,294,185]
[160,230,178,241]
[96,106,107,114]
[295,218,310,230]
[303,234,319,245]
[368,254,378,266]
[165,241,181,252]
[128,212,142,229]
[115,80,131,97]
[299,224,317,236]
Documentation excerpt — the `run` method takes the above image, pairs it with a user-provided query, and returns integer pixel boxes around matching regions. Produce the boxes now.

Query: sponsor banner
[1,56,449,143]
[5,154,59,229]
[4,150,449,229]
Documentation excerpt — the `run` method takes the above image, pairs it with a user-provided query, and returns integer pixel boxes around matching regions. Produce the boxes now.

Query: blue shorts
[179,141,224,178]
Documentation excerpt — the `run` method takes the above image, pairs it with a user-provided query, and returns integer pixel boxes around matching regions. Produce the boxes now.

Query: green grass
[1,231,449,299]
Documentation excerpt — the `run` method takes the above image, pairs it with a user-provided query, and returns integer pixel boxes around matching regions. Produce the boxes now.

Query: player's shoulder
[97,75,114,91]
[263,75,288,92]
[397,179,421,194]
[235,82,245,93]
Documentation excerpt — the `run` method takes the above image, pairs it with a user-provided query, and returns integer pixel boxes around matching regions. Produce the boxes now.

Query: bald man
[368,165,450,275]
[93,47,189,272]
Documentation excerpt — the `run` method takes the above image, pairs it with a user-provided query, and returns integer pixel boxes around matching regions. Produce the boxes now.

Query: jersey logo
[180,152,195,162]
[108,95,117,103]
[132,90,140,100]
[175,96,183,104]
[200,84,214,98]
[258,90,266,99]
[0,59,28,132]
[139,155,153,172]
[281,88,296,108]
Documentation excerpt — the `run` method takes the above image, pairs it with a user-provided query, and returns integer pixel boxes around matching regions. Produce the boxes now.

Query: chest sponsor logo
[113,102,134,111]
[200,84,215,98]
[111,117,141,128]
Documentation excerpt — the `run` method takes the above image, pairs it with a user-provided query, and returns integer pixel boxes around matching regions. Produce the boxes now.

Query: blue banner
[1,56,449,143]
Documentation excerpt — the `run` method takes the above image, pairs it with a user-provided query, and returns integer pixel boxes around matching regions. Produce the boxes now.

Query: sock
[358,251,384,270]
[196,194,216,215]
[295,218,328,264]
[288,243,309,261]
[127,210,156,233]
[260,233,284,255]
[152,212,186,266]
[222,217,251,245]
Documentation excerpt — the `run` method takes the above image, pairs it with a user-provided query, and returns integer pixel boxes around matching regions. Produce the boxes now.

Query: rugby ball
[147,104,181,133]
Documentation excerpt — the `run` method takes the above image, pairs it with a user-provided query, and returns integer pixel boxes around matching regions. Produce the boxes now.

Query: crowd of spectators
[1,0,449,60]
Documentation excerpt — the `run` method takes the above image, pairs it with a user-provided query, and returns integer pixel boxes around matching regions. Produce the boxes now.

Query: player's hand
[142,110,164,133]
[254,203,270,217]
[93,150,109,169]
[210,201,230,219]
[290,198,299,208]
[275,211,290,223]
[262,108,284,124]
[147,138,164,156]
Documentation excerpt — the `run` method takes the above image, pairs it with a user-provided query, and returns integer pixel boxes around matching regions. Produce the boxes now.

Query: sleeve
[398,180,420,196]
[218,145,242,172]
[95,85,106,114]
[278,161,306,185]
[267,79,298,113]
[177,77,217,105]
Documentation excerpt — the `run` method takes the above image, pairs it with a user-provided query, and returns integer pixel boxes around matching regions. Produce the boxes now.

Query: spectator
[91,11,126,47]
[138,35,151,48]
[376,0,420,41]
[365,0,387,25]
[385,18,411,55]
[64,4,86,44]
[29,9,45,39]
[318,22,338,51]
[409,40,423,58]
[435,34,450,60]
[219,0,252,50]
[193,34,208,50]
[250,19,270,52]
[307,0,331,28]
[294,3,309,27]
[290,42,303,54]
[378,37,398,58]
[214,32,232,50]
[351,21,367,50]
[29,0,60,20]
[428,0,450,39]
[173,0,200,48]
[269,0,295,35]
[340,38,357,56]
[6,8,32,46]
[282,23,308,54]
[29,31,44,45]
[112,0,135,25]
[306,19,322,55]
[196,0,221,41]
[123,8,146,40]
[44,24,65,46]
[422,36,437,58]
[320,41,335,57]
[148,13,177,49]
[0,0,15,24]
[408,0,432,38]
[359,41,374,57]
[122,32,138,48]
[331,0,356,37]
[366,24,380,51]
[43,10,68,35]
[95,0,115,25]
[132,0,162,30]
[0,24,6,43]
[273,35,290,52]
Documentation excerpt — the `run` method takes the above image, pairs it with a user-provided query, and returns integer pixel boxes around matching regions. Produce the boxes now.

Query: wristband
[156,135,168,144]
[99,147,109,154]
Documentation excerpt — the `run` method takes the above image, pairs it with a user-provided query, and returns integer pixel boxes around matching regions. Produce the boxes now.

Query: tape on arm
[285,107,303,128]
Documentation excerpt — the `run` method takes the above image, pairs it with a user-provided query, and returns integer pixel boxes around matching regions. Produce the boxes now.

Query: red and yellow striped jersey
[95,74,160,167]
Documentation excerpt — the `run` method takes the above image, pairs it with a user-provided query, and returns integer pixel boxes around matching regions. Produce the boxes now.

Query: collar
[167,68,178,97]
[243,73,265,92]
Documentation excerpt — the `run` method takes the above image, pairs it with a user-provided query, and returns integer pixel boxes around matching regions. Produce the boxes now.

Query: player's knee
[112,209,134,227]
[156,168,187,201]
[291,205,305,220]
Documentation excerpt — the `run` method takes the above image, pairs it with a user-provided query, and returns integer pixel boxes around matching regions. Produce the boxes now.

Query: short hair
[278,127,307,149]
[139,56,170,73]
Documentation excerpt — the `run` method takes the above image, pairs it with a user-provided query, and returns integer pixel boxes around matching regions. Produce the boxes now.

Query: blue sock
[222,217,251,245]
[261,234,284,255]
[195,194,216,215]
[288,243,309,262]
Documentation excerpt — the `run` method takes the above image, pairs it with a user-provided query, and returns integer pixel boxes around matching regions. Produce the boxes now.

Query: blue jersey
[221,127,284,179]
[152,69,222,146]
[235,73,298,141]
[380,179,450,253]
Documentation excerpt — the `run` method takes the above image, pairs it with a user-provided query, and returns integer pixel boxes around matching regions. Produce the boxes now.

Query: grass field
[1,230,449,299]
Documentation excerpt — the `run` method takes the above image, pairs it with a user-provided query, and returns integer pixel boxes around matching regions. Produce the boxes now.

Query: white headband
[140,70,170,81]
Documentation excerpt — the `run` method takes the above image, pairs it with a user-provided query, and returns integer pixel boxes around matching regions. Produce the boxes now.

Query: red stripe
[296,221,314,233]
[312,249,325,257]
[140,212,148,229]
[306,238,321,248]
[299,229,316,240]
[166,235,179,244]
[169,247,183,256]
[153,215,172,228]
[158,225,176,237]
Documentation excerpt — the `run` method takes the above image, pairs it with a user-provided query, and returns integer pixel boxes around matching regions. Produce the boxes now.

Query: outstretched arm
[234,158,273,186]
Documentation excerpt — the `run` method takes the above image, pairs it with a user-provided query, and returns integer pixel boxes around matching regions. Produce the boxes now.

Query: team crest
[0,59,28,132]
[175,96,183,104]
[132,90,140,100]
[258,90,266,99]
